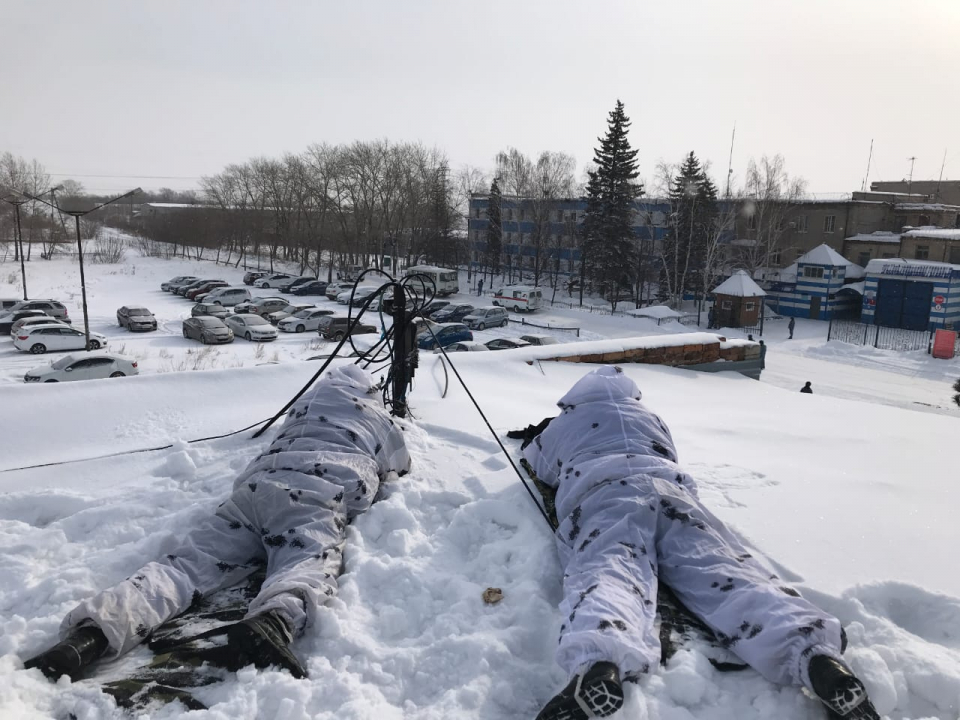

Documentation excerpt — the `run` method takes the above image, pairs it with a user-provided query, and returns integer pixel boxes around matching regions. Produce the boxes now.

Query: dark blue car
[291,280,329,296]
[417,322,473,350]
[431,303,475,323]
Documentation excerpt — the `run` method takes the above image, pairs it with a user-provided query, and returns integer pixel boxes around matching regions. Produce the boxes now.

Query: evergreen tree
[484,178,503,282]
[953,377,960,408]
[580,100,642,309]
[661,151,718,307]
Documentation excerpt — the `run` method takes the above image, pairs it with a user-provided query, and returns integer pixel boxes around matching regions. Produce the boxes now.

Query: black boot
[535,662,624,720]
[225,611,307,679]
[808,655,880,719]
[24,625,109,681]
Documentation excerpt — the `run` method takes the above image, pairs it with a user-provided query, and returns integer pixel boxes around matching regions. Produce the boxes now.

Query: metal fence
[827,318,938,353]
[507,316,581,337]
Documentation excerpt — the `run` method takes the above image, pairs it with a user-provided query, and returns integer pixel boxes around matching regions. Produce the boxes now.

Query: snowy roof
[712,270,766,297]
[625,305,685,320]
[903,227,960,240]
[844,231,901,244]
[796,244,850,266]
[837,281,865,295]
[895,203,960,212]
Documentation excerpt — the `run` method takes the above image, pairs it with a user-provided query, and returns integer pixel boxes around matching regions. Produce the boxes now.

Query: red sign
[934,295,946,305]
[932,329,958,360]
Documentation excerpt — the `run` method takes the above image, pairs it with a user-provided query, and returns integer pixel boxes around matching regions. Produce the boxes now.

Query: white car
[254,273,295,289]
[24,353,138,383]
[11,316,69,338]
[225,313,279,342]
[434,341,490,353]
[336,287,377,306]
[278,308,335,333]
[203,286,252,306]
[14,324,108,354]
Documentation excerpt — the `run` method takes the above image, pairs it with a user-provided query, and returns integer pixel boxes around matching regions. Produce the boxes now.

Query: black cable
[425,324,555,530]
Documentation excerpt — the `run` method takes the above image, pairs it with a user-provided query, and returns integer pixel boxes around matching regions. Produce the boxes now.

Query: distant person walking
[788,317,796,339]
[800,381,813,394]
[477,278,484,296]
[707,306,715,329]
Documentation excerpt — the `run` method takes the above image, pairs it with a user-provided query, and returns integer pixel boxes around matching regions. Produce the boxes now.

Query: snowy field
[1,248,959,719]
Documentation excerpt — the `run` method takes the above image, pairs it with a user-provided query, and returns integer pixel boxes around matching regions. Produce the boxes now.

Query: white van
[404,265,460,296]
[492,285,543,312]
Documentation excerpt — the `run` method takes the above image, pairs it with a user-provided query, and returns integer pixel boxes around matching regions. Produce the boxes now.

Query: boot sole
[537,676,624,720]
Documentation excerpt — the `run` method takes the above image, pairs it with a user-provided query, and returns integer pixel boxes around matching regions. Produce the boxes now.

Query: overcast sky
[2,0,958,196]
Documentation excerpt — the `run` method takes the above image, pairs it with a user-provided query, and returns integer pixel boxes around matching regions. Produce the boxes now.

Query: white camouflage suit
[63,365,411,657]
[522,366,844,689]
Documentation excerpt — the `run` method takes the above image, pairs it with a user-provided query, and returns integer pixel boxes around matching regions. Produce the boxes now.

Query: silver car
[225,313,279,342]
[11,316,69,338]
[203,287,252,306]
[24,352,139,383]
[264,303,315,326]
[182,317,234,344]
[278,308,335,333]
[191,302,231,319]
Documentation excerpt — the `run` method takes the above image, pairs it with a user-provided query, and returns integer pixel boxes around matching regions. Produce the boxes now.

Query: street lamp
[0,193,29,300]
[24,187,140,350]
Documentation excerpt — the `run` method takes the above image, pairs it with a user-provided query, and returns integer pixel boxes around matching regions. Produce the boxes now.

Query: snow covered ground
[1,247,959,719]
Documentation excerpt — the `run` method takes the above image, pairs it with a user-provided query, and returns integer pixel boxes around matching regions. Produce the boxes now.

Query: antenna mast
[861,139,874,192]
[936,149,947,202]
[906,156,917,197]
[725,122,736,198]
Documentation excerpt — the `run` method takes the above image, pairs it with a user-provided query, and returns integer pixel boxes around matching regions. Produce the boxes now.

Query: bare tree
[738,155,805,276]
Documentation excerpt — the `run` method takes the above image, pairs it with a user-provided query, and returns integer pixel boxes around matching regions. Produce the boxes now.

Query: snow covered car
[307,334,380,360]
[160,276,197,292]
[2,299,70,323]
[233,297,284,314]
[417,323,472,350]
[181,317,234,344]
[224,313,279,342]
[203,287,252,307]
[519,333,560,346]
[253,273,295,289]
[462,306,509,330]
[116,306,158,332]
[14,324,107,354]
[1,297,21,311]
[242,271,269,285]
[278,308,335,333]
[191,302,231,319]
[10,316,70,338]
[430,303,474,323]
[336,287,378,307]
[264,303,315,326]
[324,282,351,301]
[434,341,490,353]
[484,338,531,351]
[23,353,138,383]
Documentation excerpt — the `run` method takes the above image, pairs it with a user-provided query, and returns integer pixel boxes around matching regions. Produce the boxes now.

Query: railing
[507,316,580,337]
[827,318,935,353]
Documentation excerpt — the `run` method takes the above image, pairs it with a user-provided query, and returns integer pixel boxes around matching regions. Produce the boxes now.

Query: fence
[827,318,940,353]
[506,316,580,337]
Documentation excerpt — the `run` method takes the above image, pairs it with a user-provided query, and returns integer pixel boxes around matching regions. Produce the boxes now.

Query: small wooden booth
[712,270,766,329]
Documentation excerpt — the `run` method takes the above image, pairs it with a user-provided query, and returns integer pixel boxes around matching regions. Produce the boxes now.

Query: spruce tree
[580,100,642,309]
[484,178,503,283]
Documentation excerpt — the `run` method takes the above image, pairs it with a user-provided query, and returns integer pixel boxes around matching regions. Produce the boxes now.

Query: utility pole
[936,149,947,202]
[907,156,917,197]
[1,198,29,300]
[725,122,737,198]
[861,139,874,192]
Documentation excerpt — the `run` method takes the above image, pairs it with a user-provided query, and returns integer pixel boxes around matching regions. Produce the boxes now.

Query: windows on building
[803,266,825,279]
[747,214,758,231]
[918,214,930,226]
[796,215,808,233]
[824,215,836,233]
[857,251,871,266]
[505,208,513,221]
[915,245,929,260]
[745,302,756,311]
[771,250,782,265]
[950,246,960,264]
[722,300,732,310]
[474,207,481,219]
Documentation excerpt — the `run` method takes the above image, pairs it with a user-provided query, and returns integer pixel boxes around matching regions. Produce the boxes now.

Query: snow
[624,305,685,321]
[845,232,902,245]
[903,227,960,241]
[712,270,766,298]
[1,245,960,719]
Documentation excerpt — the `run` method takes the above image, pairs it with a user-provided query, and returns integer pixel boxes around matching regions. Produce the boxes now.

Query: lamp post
[24,187,140,350]
[1,195,29,300]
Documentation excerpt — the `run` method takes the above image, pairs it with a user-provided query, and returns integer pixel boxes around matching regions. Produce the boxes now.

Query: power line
[48,172,202,180]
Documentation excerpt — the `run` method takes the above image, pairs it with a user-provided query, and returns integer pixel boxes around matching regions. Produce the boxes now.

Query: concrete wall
[538,337,761,367]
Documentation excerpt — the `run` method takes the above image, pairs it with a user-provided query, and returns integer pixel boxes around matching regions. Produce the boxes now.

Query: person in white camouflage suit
[25,364,410,680]
[523,366,879,720]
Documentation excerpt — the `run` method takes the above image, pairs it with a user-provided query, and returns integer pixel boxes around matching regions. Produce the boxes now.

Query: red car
[185,281,228,300]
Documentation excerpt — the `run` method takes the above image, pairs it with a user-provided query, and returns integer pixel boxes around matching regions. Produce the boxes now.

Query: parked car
[290,280,328,296]
[14,324,107,354]
[176,278,218,297]
[420,300,450,316]
[492,285,543,312]
[307,334,379,360]
[160,275,197,292]
[2,297,23,311]
[2,299,70,322]
[224,313,279,342]
[24,352,138,383]
[520,333,560,346]
[417,322,472,350]
[0,309,52,334]
[325,282,350,300]
[116,306,158,331]
[485,338,531,351]
[253,273,295,289]
[318,316,378,342]
[435,341,490,353]
[336,287,378,306]
[236,297,290,316]
[203,287,251,306]
[264,303,315,325]
[11,316,68,337]
[276,276,315,293]
[278,308,335,333]
[462,306,509,330]
[191,302,231,319]
[243,270,269,285]
[181,317,234,344]
[431,303,475,323]
[186,280,229,300]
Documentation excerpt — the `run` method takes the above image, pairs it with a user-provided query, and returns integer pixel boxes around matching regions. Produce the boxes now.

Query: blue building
[764,244,865,320]
[466,194,673,279]
[862,259,960,330]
